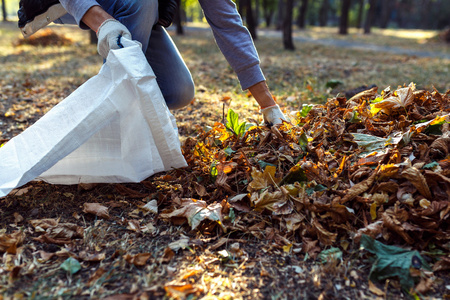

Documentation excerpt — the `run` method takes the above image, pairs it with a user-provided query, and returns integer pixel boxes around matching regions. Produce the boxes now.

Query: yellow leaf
[283,244,293,253]
[248,165,279,191]
[370,202,377,221]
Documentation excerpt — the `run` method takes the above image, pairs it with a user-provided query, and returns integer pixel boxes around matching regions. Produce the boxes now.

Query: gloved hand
[96,19,132,59]
[261,104,288,126]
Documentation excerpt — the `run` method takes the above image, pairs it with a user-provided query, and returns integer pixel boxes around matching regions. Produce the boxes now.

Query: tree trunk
[237,0,243,17]
[174,3,184,35]
[318,0,329,27]
[364,0,376,34]
[283,0,295,50]
[245,0,257,40]
[297,0,308,29]
[276,0,284,30]
[379,0,393,29]
[339,0,351,35]
[262,0,271,27]
[2,0,7,22]
[356,0,364,29]
[255,0,260,27]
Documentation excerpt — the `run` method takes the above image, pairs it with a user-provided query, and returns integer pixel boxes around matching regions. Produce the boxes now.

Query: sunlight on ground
[374,28,438,40]
[307,26,439,40]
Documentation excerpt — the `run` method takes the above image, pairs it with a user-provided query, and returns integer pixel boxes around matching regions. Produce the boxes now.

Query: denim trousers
[59,0,195,110]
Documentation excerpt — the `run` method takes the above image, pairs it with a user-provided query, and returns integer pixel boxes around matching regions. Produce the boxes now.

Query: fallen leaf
[124,253,151,267]
[83,203,110,219]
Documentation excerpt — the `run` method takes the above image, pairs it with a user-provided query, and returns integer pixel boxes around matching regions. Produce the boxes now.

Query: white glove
[261,104,288,126]
[96,19,132,59]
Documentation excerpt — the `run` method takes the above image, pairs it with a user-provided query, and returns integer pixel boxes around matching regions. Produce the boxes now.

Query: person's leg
[146,26,195,110]
[58,0,194,109]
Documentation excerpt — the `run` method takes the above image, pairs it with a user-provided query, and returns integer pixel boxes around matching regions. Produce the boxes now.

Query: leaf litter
[1,70,450,298]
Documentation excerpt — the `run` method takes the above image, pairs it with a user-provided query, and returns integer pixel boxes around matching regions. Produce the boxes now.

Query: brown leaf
[250,190,287,212]
[312,219,337,246]
[348,86,378,103]
[46,223,84,239]
[432,256,450,272]
[29,218,59,231]
[83,203,110,219]
[374,87,414,112]
[0,230,25,253]
[341,167,378,204]
[248,166,279,192]
[87,267,108,287]
[353,220,383,243]
[161,248,175,263]
[160,199,224,231]
[114,184,148,198]
[123,253,152,267]
[382,213,414,244]
[368,280,385,297]
[37,250,56,262]
[33,235,73,246]
[164,284,199,300]
[401,166,432,199]
[79,251,106,262]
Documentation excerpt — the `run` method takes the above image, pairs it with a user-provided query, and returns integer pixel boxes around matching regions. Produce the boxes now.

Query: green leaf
[300,104,314,118]
[298,132,309,152]
[351,133,391,152]
[370,96,384,104]
[210,162,218,178]
[422,161,439,169]
[306,184,327,196]
[224,146,236,156]
[280,165,307,185]
[318,247,343,264]
[360,235,430,291]
[60,257,81,275]
[226,109,247,137]
[349,111,361,123]
[424,124,443,135]
[228,208,236,223]
[257,160,276,170]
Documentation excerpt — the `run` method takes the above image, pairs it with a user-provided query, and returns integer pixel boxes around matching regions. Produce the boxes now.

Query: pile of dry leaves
[159,83,450,268]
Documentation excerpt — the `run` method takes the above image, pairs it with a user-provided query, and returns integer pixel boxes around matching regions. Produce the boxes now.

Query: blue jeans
[58,0,195,110]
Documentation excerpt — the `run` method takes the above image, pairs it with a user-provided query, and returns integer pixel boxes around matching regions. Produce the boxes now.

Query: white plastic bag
[0,39,187,197]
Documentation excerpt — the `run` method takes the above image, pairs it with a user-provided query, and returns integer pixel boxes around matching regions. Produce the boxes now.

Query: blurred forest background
[2,0,450,32]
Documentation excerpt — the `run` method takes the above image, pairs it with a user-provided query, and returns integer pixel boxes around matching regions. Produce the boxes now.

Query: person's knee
[165,79,195,110]
[116,0,158,22]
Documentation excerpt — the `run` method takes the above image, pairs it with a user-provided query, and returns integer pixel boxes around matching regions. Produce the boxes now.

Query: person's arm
[58,0,100,29]
[81,5,114,32]
[198,0,287,124]
[248,81,276,109]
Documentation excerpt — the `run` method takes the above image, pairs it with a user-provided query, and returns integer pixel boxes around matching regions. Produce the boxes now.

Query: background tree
[364,0,376,34]
[174,2,184,35]
[339,0,351,35]
[2,0,7,22]
[282,0,295,50]
[355,0,364,29]
[379,0,394,29]
[297,0,309,29]
[318,0,329,27]
[242,0,257,39]
[262,0,277,27]
[276,0,284,30]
